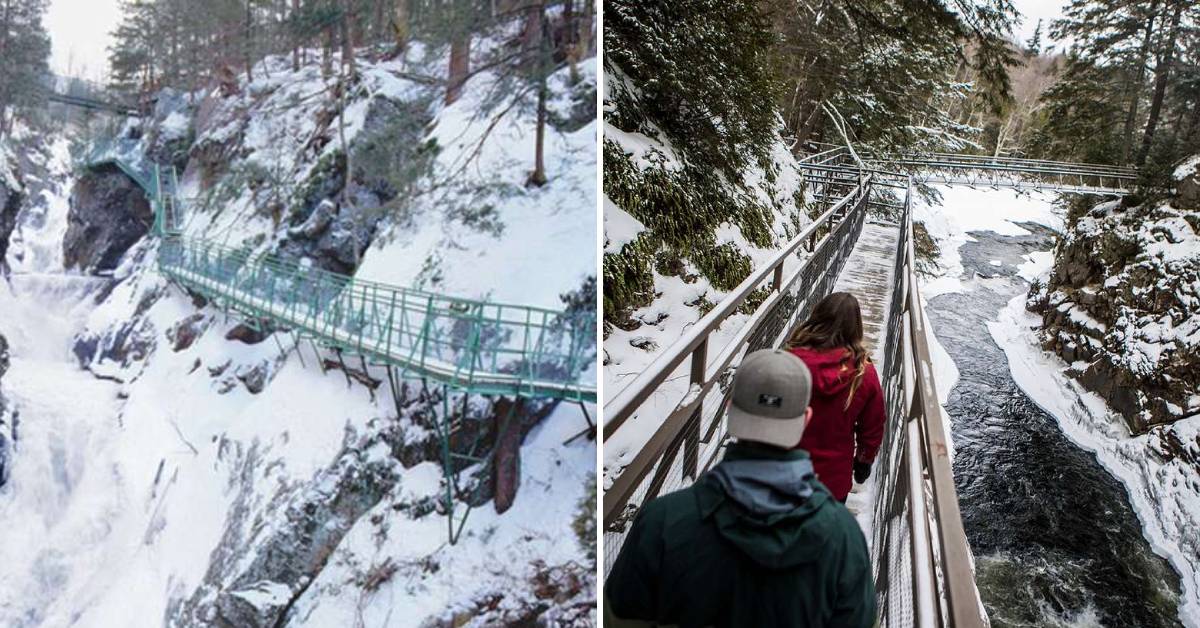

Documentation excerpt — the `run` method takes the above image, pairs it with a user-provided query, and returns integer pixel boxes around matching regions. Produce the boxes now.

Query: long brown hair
[786,292,869,409]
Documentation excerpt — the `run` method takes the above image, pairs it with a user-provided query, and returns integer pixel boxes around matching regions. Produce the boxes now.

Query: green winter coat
[605,443,876,628]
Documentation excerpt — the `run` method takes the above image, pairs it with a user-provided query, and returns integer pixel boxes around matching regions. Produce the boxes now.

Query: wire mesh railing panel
[882,506,916,628]
[156,234,596,401]
[602,378,729,575]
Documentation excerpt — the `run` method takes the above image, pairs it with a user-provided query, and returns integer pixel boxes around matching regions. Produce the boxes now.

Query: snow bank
[356,58,597,309]
[990,295,1200,628]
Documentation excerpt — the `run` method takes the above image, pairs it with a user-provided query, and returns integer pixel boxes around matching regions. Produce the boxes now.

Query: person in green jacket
[605,348,877,628]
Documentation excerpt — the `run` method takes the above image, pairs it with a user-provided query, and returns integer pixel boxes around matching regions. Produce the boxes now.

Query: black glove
[853,460,872,484]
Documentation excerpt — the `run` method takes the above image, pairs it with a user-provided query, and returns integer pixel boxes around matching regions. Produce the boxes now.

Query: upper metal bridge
[42,74,138,116]
[601,149,1135,626]
[800,144,1139,196]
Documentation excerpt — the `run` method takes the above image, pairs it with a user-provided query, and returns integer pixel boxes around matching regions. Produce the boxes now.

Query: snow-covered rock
[1029,193,1200,432]
[1176,153,1200,210]
[0,331,10,489]
[0,144,23,273]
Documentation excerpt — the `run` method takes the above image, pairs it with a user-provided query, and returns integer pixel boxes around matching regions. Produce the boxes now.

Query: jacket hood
[698,443,836,570]
[790,347,856,397]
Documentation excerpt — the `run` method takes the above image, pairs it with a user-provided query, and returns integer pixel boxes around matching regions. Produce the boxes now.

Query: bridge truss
[801,144,1140,196]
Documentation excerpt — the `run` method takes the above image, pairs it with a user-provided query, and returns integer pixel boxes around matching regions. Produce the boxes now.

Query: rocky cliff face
[0,162,23,273]
[11,45,595,627]
[1029,162,1200,433]
[0,332,11,489]
[63,165,153,272]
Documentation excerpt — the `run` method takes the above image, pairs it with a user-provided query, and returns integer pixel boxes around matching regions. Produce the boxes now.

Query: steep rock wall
[0,160,23,272]
[1028,164,1200,432]
[0,332,10,489]
[63,165,153,272]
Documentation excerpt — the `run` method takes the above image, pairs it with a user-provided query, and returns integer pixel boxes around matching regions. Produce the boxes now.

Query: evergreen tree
[1027,19,1043,55]
[0,0,51,137]
[1038,0,1200,169]
[762,0,1019,153]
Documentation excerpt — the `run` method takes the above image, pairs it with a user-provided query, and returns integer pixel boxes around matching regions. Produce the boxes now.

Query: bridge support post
[683,338,707,479]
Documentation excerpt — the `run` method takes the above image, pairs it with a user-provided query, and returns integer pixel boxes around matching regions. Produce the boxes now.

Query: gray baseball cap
[727,349,813,448]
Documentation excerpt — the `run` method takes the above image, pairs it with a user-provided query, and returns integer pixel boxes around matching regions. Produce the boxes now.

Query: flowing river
[923,218,1182,627]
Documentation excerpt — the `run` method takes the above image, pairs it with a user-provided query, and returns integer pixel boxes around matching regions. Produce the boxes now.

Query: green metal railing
[87,139,182,236]
[85,145,597,403]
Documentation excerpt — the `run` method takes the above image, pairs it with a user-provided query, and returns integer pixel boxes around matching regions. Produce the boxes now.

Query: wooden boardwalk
[830,220,900,526]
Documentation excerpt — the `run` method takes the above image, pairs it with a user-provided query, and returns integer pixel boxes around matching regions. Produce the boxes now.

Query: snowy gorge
[0,41,596,628]
[915,184,1200,627]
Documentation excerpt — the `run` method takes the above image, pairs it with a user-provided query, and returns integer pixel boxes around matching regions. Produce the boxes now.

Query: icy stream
[917,187,1190,627]
[0,274,124,625]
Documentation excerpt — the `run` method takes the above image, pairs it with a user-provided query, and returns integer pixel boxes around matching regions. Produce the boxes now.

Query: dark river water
[924,224,1182,627]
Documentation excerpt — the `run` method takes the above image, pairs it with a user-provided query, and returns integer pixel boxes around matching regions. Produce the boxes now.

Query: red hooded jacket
[789,347,886,501]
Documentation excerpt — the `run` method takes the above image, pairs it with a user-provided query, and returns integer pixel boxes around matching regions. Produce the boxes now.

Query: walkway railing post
[683,338,707,479]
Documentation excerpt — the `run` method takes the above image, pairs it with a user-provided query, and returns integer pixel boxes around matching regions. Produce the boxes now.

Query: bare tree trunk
[531,75,549,187]
[0,0,12,137]
[322,26,334,79]
[584,0,596,56]
[1122,0,1159,164]
[393,0,409,53]
[1137,0,1183,167]
[292,0,301,72]
[529,4,549,187]
[341,0,357,77]
[244,0,255,83]
[446,34,471,105]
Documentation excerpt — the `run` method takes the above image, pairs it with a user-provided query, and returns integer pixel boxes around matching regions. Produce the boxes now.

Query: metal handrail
[874,152,1136,176]
[806,141,1138,173]
[798,145,1140,195]
[603,177,872,437]
[873,157,1137,180]
[602,168,986,626]
[871,179,984,627]
[602,177,871,529]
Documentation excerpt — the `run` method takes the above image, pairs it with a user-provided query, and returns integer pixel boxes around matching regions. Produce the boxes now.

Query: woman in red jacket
[787,291,885,502]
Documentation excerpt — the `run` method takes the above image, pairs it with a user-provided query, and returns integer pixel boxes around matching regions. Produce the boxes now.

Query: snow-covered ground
[356,58,597,310]
[290,401,594,626]
[915,185,1064,299]
[916,185,1200,628]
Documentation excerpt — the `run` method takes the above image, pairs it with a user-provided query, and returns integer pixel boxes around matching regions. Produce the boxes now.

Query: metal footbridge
[86,140,596,402]
[42,74,139,116]
[801,143,1139,196]
[86,139,596,543]
[601,149,1136,626]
